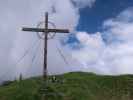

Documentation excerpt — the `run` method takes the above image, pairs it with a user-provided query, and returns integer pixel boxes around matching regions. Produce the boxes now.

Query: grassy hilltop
[0,72,133,100]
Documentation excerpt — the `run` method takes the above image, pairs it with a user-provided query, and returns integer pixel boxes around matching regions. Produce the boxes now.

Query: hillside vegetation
[0,72,133,100]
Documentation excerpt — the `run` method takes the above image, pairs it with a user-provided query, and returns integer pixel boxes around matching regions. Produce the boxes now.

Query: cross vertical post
[44,12,48,81]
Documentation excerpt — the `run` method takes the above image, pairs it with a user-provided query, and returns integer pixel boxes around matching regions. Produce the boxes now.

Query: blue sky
[67,0,133,46]
[77,0,133,33]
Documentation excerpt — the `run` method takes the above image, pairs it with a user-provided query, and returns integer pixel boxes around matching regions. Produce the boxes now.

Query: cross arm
[22,27,45,32]
[48,29,69,33]
[22,27,69,33]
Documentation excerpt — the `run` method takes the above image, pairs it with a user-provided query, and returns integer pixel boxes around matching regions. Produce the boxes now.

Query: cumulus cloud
[71,7,133,75]
[10,0,80,78]
[0,0,95,81]
[103,8,133,42]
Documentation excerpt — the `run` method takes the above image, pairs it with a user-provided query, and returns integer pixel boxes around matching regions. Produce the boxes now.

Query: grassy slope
[0,72,133,100]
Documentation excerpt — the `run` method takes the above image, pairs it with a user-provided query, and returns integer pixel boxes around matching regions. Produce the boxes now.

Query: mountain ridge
[0,72,133,100]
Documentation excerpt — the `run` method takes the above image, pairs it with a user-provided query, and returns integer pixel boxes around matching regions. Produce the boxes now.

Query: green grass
[0,72,133,100]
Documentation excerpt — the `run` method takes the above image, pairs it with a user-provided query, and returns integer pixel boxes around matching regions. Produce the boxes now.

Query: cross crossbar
[22,27,69,33]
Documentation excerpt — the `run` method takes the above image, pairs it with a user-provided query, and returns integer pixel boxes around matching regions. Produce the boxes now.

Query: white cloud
[71,7,133,75]
[103,18,133,42]
[2,0,133,79]
[0,0,96,81]
[71,32,106,74]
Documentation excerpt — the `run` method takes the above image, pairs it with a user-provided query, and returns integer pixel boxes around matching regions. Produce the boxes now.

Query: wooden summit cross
[22,12,69,82]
